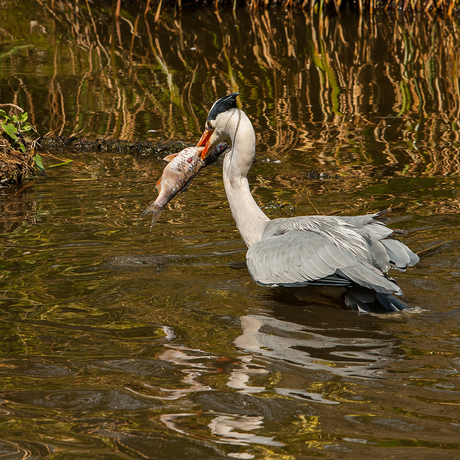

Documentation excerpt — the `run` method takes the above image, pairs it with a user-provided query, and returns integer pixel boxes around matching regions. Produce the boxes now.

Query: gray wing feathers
[381,238,419,269]
[339,212,419,270]
[247,230,401,294]
[247,212,417,295]
[337,265,401,295]
[247,231,352,287]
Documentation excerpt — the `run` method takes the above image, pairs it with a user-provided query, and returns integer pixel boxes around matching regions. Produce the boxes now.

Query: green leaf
[0,109,7,118]
[20,112,28,122]
[34,153,45,172]
[21,123,32,132]
[2,122,18,140]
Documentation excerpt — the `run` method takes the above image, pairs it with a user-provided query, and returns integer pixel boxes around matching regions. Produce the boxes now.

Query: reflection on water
[1,1,460,458]
[231,313,398,401]
[0,187,37,234]
[208,415,284,448]
[1,2,460,180]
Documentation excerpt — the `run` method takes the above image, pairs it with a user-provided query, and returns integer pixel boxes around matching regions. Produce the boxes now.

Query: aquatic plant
[0,104,42,185]
[0,106,36,153]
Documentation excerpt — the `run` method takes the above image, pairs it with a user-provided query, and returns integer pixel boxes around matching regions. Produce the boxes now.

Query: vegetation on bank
[0,103,190,187]
[0,104,43,186]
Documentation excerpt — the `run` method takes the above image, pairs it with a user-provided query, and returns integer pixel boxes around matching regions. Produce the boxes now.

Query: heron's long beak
[197,128,214,160]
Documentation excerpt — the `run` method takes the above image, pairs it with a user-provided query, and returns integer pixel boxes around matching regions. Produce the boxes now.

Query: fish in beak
[142,142,227,227]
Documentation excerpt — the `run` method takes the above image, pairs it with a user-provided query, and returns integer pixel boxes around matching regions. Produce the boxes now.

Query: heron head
[197,93,239,159]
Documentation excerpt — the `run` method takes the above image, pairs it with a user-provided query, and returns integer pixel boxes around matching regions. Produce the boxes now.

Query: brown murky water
[1,1,460,459]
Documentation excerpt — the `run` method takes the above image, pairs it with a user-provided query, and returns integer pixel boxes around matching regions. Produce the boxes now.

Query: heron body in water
[197,93,419,313]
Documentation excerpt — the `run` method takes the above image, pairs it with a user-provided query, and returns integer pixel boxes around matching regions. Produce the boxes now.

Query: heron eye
[206,121,213,130]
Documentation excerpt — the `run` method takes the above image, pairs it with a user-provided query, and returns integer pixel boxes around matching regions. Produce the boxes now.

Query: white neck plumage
[218,108,270,248]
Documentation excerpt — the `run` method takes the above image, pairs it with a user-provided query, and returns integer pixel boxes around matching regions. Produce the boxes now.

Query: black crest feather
[207,93,239,121]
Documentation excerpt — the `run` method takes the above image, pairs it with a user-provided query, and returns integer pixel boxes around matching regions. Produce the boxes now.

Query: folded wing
[246,212,418,296]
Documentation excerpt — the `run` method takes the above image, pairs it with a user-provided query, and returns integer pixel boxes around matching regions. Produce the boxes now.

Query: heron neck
[222,110,269,248]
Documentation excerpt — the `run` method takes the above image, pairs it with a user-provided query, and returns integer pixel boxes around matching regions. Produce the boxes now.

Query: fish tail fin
[141,203,162,228]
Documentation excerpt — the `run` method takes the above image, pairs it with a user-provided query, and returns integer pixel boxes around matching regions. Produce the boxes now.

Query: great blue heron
[197,93,419,313]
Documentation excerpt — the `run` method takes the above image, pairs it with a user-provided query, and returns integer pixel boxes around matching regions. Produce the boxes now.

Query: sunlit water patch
[0,140,459,459]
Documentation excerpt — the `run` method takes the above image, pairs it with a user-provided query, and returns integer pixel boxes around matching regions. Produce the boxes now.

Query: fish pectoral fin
[155,177,162,190]
[163,153,179,163]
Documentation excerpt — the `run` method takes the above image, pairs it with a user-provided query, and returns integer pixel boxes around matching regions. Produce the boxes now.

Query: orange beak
[196,128,214,160]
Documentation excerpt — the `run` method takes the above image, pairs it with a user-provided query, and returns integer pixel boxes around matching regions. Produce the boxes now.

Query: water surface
[1,2,460,459]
